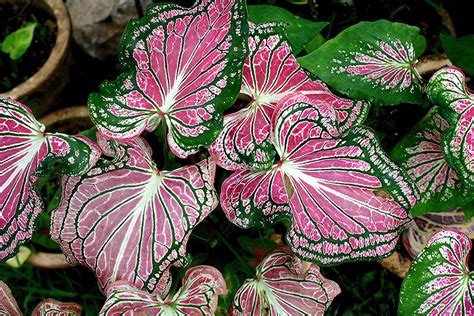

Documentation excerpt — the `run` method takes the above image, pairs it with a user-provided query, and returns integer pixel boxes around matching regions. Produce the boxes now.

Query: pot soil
[0,0,71,117]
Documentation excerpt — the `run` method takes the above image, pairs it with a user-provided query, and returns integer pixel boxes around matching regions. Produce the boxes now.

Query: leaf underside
[402,209,474,258]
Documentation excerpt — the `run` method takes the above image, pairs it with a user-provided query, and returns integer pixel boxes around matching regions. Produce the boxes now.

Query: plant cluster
[0,0,473,314]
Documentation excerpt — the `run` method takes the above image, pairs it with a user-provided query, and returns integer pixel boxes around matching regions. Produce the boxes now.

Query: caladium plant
[1,0,474,314]
[221,93,418,265]
[231,247,340,315]
[0,281,82,316]
[0,99,100,262]
[399,229,474,315]
[392,106,473,216]
[100,265,227,315]
[88,0,248,158]
[51,135,218,294]
[402,209,474,258]
[209,22,369,171]
[427,66,474,188]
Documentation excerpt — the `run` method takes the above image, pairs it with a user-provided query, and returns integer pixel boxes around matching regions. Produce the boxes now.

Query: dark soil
[0,3,57,92]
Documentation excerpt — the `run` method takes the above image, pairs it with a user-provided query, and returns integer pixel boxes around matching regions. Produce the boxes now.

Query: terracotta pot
[0,0,71,117]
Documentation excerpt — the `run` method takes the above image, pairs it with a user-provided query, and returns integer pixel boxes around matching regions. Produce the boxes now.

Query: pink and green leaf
[100,265,227,315]
[0,99,100,262]
[221,93,417,265]
[427,67,474,188]
[402,209,474,258]
[88,0,248,158]
[0,281,22,315]
[220,168,290,228]
[32,299,82,316]
[392,107,473,216]
[231,247,340,315]
[399,229,474,315]
[299,20,425,105]
[51,137,218,294]
[210,23,369,171]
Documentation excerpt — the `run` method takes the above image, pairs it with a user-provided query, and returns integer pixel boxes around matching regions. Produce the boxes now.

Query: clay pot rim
[0,0,71,99]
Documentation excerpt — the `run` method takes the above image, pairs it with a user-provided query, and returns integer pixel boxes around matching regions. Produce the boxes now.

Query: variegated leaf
[399,229,474,315]
[221,93,417,264]
[231,247,340,315]
[100,265,227,315]
[32,299,82,316]
[0,99,100,262]
[51,137,218,294]
[299,20,424,105]
[392,107,472,216]
[221,168,290,228]
[209,23,369,171]
[403,209,474,258]
[427,67,474,187]
[88,0,248,158]
[0,281,22,316]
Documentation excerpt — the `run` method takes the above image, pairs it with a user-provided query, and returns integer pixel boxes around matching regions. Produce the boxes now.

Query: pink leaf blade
[89,0,249,158]
[0,281,22,316]
[100,265,226,315]
[0,99,100,262]
[231,247,340,315]
[399,229,474,315]
[427,67,474,187]
[31,299,82,316]
[391,106,472,215]
[220,168,290,229]
[284,126,416,264]
[51,138,218,294]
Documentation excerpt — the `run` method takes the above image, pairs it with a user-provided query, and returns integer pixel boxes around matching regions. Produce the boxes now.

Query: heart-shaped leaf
[399,229,474,315]
[51,136,218,294]
[0,99,101,262]
[209,23,369,171]
[88,0,248,158]
[32,299,82,316]
[402,210,474,258]
[100,265,227,315]
[299,20,424,105]
[222,93,417,264]
[0,281,21,315]
[427,67,474,188]
[392,107,473,216]
[231,247,340,315]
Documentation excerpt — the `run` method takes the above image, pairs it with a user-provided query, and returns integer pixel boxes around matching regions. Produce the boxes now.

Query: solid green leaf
[248,5,328,54]
[299,20,424,105]
[1,22,37,60]
[440,34,474,76]
[305,34,326,54]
